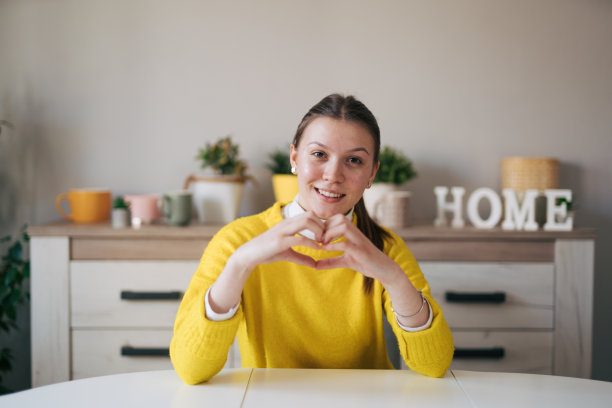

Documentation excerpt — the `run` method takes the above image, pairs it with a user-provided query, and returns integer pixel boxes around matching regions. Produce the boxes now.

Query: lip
[315,187,345,201]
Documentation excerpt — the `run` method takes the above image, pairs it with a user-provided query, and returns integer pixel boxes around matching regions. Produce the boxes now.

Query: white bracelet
[392,290,426,318]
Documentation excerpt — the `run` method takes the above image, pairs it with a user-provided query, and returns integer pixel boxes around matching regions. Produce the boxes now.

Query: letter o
[467,188,503,229]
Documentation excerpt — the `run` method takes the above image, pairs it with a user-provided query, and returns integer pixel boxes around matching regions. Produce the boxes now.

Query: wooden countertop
[28,219,596,241]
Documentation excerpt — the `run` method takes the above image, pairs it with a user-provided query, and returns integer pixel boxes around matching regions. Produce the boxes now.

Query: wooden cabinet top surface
[28,220,596,241]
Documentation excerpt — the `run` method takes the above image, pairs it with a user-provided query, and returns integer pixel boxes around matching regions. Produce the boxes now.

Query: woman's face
[290,116,379,219]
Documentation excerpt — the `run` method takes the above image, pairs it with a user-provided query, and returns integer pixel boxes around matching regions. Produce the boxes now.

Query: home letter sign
[434,186,465,228]
[501,189,539,231]
[466,188,503,229]
[434,186,573,231]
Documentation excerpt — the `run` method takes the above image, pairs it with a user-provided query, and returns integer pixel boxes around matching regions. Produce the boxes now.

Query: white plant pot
[184,174,245,224]
[111,208,130,228]
[362,182,398,221]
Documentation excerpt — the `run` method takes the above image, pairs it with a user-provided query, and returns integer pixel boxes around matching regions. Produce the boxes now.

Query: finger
[288,213,326,242]
[323,213,350,229]
[315,255,348,270]
[286,235,323,250]
[284,249,318,268]
[321,241,348,253]
[322,222,359,244]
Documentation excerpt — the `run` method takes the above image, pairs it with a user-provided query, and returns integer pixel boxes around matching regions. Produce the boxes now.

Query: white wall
[1,0,611,388]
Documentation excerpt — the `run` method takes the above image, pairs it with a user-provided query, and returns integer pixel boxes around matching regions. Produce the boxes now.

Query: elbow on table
[416,348,455,378]
[171,358,223,385]
[170,343,223,385]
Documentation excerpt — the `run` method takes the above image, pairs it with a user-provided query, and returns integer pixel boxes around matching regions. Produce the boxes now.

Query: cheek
[348,171,371,188]
[297,163,320,183]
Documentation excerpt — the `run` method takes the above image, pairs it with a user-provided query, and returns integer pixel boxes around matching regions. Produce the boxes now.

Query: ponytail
[354,198,391,294]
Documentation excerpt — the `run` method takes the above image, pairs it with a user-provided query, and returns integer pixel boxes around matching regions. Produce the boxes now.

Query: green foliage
[0,225,30,394]
[0,120,14,136]
[374,146,417,185]
[196,136,248,177]
[556,197,574,211]
[112,196,129,209]
[266,148,292,175]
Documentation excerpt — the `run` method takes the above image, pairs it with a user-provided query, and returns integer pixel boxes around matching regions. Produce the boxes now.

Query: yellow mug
[56,189,111,223]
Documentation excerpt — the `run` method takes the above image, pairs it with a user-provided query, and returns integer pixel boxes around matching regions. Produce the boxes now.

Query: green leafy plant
[112,196,129,209]
[266,148,292,175]
[0,225,30,395]
[374,146,417,185]
[0,120,14,135]
[196,136,248,177]
[556,197,574,211]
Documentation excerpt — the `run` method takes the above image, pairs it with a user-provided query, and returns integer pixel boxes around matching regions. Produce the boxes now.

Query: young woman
[170,94,454,384]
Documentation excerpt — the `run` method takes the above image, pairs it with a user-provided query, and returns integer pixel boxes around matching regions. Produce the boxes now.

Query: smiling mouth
[315,188,345,199]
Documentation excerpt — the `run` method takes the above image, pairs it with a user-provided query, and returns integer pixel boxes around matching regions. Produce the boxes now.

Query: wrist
[227,246,255,282]
[377,262,410,290]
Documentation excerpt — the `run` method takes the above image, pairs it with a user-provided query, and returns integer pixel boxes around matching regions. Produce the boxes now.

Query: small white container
[111,208,131,228]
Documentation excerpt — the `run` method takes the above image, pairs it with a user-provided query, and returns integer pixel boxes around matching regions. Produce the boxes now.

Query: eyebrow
[308,142,371,155]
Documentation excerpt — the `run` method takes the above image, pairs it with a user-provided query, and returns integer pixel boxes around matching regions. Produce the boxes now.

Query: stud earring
[291,166,297,175]
[367,181,372,188]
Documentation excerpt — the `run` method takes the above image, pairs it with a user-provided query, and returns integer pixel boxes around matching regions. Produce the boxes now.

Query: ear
[368,161,380,186]
[290,144,298,168]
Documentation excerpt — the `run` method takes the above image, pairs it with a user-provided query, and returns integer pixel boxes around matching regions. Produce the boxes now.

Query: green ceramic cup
[159,191,193,226]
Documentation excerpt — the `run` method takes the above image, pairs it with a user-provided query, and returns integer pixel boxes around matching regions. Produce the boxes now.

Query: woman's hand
[317,215,429,327]
[315,214,402,285]
[209,212,326,313]
[234,211,327,271]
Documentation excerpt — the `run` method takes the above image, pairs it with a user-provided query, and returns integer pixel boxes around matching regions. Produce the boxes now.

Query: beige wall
[1,0,611,388]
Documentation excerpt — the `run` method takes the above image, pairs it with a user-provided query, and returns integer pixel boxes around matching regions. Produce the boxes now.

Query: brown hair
[292,93,391,294]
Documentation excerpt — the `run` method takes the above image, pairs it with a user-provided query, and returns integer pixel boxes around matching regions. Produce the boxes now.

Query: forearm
[208,247,253,313]
[171,263,242,384]
[382,265,430,328]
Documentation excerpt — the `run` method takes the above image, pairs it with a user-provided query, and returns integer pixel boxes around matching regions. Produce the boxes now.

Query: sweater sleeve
[169,222,249,384]
[382,230,455,378]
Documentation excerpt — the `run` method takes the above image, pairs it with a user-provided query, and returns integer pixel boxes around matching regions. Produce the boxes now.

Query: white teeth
[318,189,342,198]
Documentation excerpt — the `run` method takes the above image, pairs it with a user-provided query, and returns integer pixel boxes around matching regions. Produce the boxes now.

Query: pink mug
[124,194,161,224]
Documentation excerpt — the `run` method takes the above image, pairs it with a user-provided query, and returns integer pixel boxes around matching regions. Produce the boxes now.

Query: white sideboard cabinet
[29,222,595,386]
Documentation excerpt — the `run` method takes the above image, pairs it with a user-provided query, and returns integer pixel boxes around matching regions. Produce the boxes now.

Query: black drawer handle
[445,291,506,303]
[454,347,505,359]
[121,346,169,357]
[120,291,183,301]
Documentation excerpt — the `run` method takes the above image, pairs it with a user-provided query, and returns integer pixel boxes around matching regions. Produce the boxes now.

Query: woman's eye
[312,151,326,158]
[348,157,363,165]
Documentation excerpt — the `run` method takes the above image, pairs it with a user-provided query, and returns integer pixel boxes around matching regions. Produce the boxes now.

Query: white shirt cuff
[395,300,433,332]
[204,286,239,321]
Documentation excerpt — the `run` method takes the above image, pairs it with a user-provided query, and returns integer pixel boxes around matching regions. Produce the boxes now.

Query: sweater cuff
[204,286,239,321]
[395,301,433,332]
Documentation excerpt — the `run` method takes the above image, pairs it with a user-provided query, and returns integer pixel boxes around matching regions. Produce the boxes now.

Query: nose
[322,159,344,183]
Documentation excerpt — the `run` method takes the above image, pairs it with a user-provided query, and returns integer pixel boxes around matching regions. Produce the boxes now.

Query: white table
[1,369,611,408]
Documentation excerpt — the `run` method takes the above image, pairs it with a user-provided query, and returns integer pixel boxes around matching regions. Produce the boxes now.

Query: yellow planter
[272,174,299,203]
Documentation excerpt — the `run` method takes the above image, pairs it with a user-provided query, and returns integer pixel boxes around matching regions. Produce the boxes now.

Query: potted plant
[111,196,131,228]
[267,147,298,203]
[0,226,29,394]
[363,146,418,224]
[184,136,252,223]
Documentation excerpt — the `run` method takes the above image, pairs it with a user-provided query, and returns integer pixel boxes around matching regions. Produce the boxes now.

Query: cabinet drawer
[399,330,552,374]
[72,329,241,380]
[450,331,553,374]
[71,261,197,328]
[421,262,554,329]
[72,329,174,379]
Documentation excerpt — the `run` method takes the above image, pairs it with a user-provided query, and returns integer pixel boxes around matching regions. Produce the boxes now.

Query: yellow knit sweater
[170,202,454,384]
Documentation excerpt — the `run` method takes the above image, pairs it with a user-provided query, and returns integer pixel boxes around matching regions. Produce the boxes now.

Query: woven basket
[501,157,559,192]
